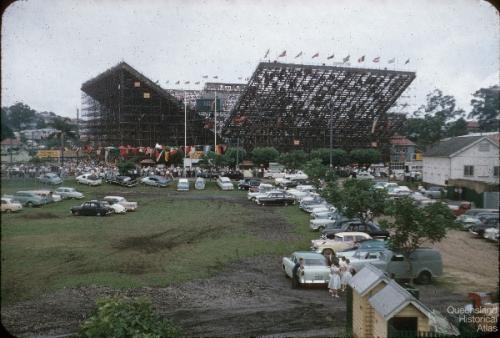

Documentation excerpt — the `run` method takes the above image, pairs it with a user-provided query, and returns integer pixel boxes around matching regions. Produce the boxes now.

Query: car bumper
[300,278,329,284]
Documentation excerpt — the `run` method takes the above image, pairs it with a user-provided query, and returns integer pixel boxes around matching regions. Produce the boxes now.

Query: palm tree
[48,117,78,165]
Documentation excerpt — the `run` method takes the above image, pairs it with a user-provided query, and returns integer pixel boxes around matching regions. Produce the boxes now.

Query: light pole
[214,90,217,153]
[184,90,187,177]
[329,111,334,169]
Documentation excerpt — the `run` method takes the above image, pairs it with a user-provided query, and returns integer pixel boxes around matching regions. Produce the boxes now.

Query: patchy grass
[1,178,315,305]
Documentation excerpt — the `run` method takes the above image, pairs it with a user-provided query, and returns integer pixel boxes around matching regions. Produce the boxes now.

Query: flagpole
[184,90,187,177]
[214,90,217,153]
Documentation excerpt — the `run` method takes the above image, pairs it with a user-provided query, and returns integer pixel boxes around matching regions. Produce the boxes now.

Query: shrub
[78,297,182,338]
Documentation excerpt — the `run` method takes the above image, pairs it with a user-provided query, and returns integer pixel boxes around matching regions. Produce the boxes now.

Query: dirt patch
[20,212,60,219]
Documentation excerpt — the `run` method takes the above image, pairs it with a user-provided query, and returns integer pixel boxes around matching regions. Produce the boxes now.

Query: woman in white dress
[328,261,341,298]
[341,258,353,291]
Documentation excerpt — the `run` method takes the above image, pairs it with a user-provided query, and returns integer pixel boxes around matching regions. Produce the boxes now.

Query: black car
[238,178,261,190]
[470,217,499,237]
[71,201,114,216]
[106,175,138,187]
[255,192,295,206]
[323,220,390,239]
[223,171,244,180]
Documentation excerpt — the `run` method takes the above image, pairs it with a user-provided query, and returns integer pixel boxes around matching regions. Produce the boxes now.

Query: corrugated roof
[349,264,388,296]
[424,135,484,157]
[368,280,433,321]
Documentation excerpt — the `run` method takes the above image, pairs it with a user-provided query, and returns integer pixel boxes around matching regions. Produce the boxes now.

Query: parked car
[282,251,330,287]
[100,200,126,214]
[346,248,443,284]
[55,187,84,199]
[299,196,326,210]
[424,186,445,199]
[71,201,114,216]
[247,184,274,200]
[12,191,47,207]
[285,188,311,202]
[1,197,23,212]
[337,239,389,258]
[76,173,103,186]
[311,210,337,219]
[217,177,235,190]
[106,175,138,187]
[483,226,499,242]
[222,171,244,180]
[141,175,170,187]
[103,196,138,211]
[195,177,206,190]
[373,182,398,190]
[37,173,63,185]
[255,191,295,206]
[356,171,374,180]
[238,178,261,190]
[310,232,372,255]
[31,190,62,203]
[323,221,390,239]
[302,203,333,213]
[469,216,499,237]
[177,178,190,191]
[387,185,412,198]
[284,170,309,181]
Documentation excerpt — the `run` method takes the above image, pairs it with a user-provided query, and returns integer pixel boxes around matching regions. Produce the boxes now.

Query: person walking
[292,258,304,289]
[328,261,341,298]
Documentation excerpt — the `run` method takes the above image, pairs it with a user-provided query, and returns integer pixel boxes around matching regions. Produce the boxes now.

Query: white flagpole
[184,90,187,176]
[214,90,217,153]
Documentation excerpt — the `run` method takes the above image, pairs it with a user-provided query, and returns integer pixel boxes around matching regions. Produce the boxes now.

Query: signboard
[36,150,60,158]
[196,98,222,112]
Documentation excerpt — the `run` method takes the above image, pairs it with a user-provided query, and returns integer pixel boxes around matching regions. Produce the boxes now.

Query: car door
[284,255,296,276]
[386,253,409,278]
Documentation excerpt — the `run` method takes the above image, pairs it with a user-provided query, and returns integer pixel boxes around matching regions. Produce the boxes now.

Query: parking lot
[1,177,498,336]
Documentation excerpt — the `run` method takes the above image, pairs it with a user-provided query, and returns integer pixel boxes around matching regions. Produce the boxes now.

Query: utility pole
[214,90,217,153]
[329,111,333,169]
[184,90,187,177]
[236,137,239,170]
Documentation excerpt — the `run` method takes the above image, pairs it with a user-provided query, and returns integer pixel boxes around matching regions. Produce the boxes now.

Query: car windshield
[304,258,328,266]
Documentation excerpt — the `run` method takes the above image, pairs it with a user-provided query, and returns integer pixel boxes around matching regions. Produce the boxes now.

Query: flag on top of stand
[264,49,270,58]
[311,52,319,58]
[278,50,287,57]
[405,59,410,64]
[202,75,208,78]
[213,76,218,79]
[343,55,350,63]
[358,55,365,62]
[175,81,180,84]
[295,51,303,58]
[373,56,380,63]
[327,54,335,59]
[184,81,190,84]
[388,58,395,64]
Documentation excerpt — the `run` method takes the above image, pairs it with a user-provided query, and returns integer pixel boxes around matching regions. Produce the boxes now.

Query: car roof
[104,196,123,199]
[178,178,188,182]
[336,232,372,237]
[292,251,326,259]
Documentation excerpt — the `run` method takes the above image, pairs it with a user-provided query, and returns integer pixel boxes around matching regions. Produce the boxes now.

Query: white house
[423,133,499,208]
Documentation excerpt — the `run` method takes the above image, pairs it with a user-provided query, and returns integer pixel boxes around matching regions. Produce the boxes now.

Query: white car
[310,218,336,231]
[295,184,316,192]
[387,185,412,197]
[356,171,374,180]
[247,184,274,200]
[177,178,190,191]
[103,196,138,211]
[195,177,206,190]
[310,232,372,255]
[100,200,126,214]
[31,190,62,202]
[1,197,23,213]
[282,251,330,286]
[373,182,398,190]
[302,203,332,213]
[311,210,337,219]
[76,173,103,186]
[285,188,311,201]
[55,187,84,199]
[483,227,499,242]
[284,170,309,181]
[217,177,234,190]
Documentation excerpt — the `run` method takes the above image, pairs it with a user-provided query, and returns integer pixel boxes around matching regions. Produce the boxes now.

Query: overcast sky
[2,0,499,118]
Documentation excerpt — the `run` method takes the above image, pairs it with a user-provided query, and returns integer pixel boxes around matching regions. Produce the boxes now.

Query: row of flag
[264,49,410,64]
[166,75,250,86]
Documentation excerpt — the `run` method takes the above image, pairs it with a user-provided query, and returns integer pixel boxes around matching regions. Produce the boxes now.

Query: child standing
[328,261,341,298]
[341,258,353,291]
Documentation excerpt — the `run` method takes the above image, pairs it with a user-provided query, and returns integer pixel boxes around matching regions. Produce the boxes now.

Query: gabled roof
[390,135,416,146]
[349,264,389,296]
[1,138,20,146]
[368,280,433,321]
[424,135,498,157]
[81,61,181,107]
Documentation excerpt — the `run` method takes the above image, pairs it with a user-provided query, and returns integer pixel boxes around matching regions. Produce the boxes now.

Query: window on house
[134,81,141,87]
[464,165,474,177]
[494,166,500,177]
[143,92,150,99]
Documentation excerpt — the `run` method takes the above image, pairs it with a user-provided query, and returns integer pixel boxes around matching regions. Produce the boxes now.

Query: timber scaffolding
[222,62,416,152]
[80,62,212,147]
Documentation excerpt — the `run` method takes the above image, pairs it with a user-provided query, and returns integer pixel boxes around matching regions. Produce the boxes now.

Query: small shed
[349,264,390,338]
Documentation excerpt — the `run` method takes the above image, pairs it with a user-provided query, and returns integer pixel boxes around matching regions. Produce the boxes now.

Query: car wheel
[26,202,33,208]
[416,271,432,285]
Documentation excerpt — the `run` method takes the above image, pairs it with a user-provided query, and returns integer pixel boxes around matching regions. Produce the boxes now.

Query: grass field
[1,178,313,305]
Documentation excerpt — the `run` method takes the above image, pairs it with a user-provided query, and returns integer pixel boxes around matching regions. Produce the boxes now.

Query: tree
[349,149,381,167]
[168,150,185,166]
[469,85,500,132]
[380,197,457,284]
[310,148,350,167]
[278,150,308,169]
[117,159,136,175]
[222,147,246,168]
[444,117,468,137]
[302,158,328,187]
[198,151,222,173]
[48,116,78,165]
[251,147,279,166]
[403,89,465,148]
[4,102,37,130]
[324,179,387,223]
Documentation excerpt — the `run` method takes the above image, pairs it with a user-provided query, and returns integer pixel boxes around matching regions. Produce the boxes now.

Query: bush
[78,297,182,338]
